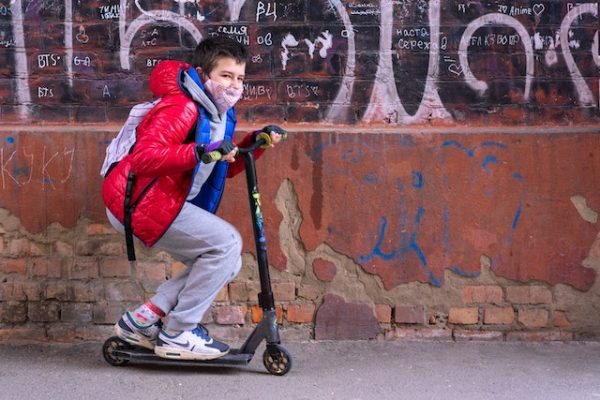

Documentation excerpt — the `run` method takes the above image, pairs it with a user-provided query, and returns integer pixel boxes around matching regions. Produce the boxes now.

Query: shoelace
[191,324,211,341]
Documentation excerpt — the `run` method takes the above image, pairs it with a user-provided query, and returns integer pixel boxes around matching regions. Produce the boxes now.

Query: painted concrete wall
[0,1,599,342]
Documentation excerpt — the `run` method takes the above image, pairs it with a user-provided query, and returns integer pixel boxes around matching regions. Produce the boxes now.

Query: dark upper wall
[0,0,598,125]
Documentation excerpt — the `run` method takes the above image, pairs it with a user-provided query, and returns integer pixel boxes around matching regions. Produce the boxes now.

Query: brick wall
[0,1,600,343]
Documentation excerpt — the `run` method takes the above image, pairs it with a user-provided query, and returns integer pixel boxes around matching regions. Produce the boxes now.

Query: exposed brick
[0,282,13,301]
[484,307,514,325]
[0,327,48,342]
[454,330,504,341]
[463,285,503,304]
[0,301,27,323]
[315,294,380,340]
[8,238,31,257]
[518,308,549,328]
[390,328,453,341]
[0,258,26,275]
[31,258,62,278]
[273,282,295,302]
[14,282,42,301]
[312,258,336,282]
[529,286,552,304]
[86,223,117,235]
[93,302,126,324]
[507,286,551,305]
[69,260,99,279]
[297,284,321,301]
[61,303,93,322]
[448,307,479,325]
[506,287,530,304]
[286,304,316,323]
[553,311,571,328]
[54,241,73,257]
[375,304,392,323]
[28,302,61,322]
[214,285,229,302]
[246,282,261,302]
[45,282,70,301]
[99,258,131,277]
[104,282,143,302]
[250,305,283,323]
[507,331,573,342]
[228,282,249,302]
[215,305,246,325]
[394,305,426,324]
[71,282,102,302]
[135,261,166,292]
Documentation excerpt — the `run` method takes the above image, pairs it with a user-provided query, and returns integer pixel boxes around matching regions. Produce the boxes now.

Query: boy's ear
[195,67,206,82]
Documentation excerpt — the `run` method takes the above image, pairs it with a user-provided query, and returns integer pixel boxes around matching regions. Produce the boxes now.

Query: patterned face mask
[203,78,243,114]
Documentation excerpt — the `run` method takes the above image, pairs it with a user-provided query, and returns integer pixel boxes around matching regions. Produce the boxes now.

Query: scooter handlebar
[201,131,288,164]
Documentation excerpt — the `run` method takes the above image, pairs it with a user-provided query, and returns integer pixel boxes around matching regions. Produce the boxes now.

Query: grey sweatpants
[107,201,242,331]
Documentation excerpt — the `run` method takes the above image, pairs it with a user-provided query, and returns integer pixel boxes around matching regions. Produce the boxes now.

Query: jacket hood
[149,60,190,98]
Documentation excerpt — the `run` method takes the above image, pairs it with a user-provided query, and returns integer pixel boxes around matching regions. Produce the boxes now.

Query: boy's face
[198,57,246,90]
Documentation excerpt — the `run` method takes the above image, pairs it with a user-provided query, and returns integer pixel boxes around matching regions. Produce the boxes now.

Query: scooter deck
[113,346,253,367]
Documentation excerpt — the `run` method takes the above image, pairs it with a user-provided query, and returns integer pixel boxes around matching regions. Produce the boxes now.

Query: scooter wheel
[263,344,292,376]
[102,336,131,367]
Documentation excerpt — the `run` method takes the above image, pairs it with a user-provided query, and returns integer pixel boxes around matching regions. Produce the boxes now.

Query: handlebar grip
[201,150,222,164]
[255,132,272,148]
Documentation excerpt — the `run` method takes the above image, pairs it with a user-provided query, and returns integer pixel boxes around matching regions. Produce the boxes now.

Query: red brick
[31,258,62,278]
[0,327,48,342]
[45,282,70,301]
[375,304,392,323]
[214,285,229,302]
[93,302,126,324]
[135,261,166,292]
[61,303,93,322]
[529,286,552,304]
[28,302,61,322]
[507,286,551,305]
[518,308,549,328]
[104,282,143,302]
[54,241,73,256]
[228,282,249,302]
[454,330,504,341]
[215,305,246,325]
[246,282,261,301]
[69,260,99,279]
[313,258,337,282]
[314,294,380,340]
[99,258,131,277]
[484,307,514,325]
[506,287,530,304]
[86,223,116,235]
[7,238,31,257]
[390,328,453,341]
[448,307,479,325]
[286,304,316,323]
[463,285,503,304]
[0,302,27,323]
[553,311,571,328]
[394,305,426,324]
[0,258,26,275]
[297,284,320,301]
[507,331,573,342]
[14,282,42,301]
[250,305,283,324]
[273,282,295,302]
[71,282,101,302]
[0,282,13,301]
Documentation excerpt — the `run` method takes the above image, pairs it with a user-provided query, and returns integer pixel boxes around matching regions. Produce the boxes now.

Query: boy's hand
[258,125,288,148]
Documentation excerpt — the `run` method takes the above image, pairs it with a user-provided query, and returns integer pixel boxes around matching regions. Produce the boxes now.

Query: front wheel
[102,336,132,366]
[263,344,292,376]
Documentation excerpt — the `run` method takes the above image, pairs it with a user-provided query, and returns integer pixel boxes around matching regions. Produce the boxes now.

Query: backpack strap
[124,171,136,262]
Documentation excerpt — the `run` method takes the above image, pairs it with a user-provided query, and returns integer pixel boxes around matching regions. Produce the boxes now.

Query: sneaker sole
[154,345,229,361]
[114,322,155,350]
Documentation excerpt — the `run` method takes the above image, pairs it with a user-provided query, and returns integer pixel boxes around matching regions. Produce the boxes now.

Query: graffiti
[0,144,75,189]
[0,0,597,123]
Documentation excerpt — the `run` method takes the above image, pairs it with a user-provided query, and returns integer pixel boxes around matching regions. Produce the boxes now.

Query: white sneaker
[114,311,162,350]
[154,325,230,360]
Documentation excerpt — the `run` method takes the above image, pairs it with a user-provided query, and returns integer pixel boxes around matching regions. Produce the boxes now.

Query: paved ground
[0,340,599,400]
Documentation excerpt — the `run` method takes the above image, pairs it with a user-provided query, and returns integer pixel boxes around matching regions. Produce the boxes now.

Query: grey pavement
[0,340,599,400]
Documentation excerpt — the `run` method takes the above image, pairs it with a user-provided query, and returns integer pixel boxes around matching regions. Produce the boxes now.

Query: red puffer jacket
[102,60,263,247]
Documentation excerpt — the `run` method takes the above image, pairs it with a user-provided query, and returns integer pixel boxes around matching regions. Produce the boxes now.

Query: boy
[102,36,285,360]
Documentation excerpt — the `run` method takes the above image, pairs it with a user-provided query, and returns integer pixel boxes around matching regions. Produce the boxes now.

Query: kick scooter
[102,132,292,376]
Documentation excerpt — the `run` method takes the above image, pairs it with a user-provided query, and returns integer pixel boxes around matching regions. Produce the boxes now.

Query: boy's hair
[192,36,249,74]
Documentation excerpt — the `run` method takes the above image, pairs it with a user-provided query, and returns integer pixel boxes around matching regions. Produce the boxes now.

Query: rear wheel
[262,344,292,376]
[102,336,132,366]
